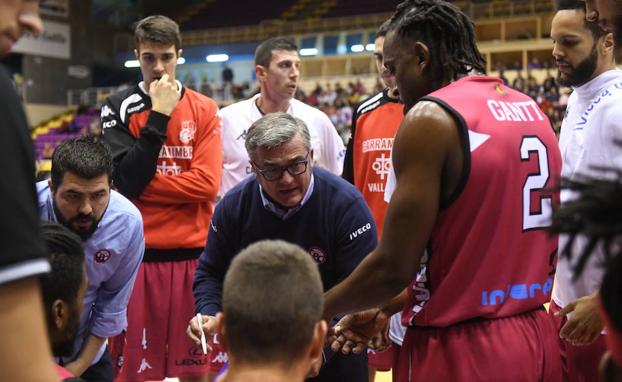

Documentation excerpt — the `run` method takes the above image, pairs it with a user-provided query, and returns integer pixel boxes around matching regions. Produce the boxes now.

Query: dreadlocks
[389,0,486,83]
[551,170,622,277]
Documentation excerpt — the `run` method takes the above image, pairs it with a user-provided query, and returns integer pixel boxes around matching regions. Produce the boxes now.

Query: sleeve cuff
[146,110,171,138]
[89,309,127,338]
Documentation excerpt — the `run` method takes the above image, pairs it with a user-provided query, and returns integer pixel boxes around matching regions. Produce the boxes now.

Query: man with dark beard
[39,221,88,380]
[37,135,145,381]
[549,1,620,381]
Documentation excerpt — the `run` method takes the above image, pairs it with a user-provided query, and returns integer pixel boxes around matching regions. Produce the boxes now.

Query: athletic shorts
[110,259,209,381]
[395,309,562,382]
[368,345,394,372]
[206,334,227,373]
[392,344,401,382]
[549,300,607,382]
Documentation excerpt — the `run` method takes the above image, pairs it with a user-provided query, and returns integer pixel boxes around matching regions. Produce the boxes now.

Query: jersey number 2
[520,136,552,230]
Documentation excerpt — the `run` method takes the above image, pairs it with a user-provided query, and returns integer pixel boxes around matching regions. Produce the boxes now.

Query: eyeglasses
[252,153,310,181]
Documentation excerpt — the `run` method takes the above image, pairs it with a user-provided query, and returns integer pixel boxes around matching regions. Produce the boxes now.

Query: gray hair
[244,112,311,160]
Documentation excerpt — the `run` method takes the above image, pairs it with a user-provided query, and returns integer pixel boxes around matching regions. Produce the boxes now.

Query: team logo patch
[179,120,197,144]
[94,249,111,263]
[308,247,327,265]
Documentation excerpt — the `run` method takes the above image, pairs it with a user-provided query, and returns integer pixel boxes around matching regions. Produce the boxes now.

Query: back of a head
[39,221,85,325]
[223,240,323,365]
[255,37,298,67]
[134,15,181,51]
[51,135,113,187]
[376,19,393,39]
[389,0,485,81]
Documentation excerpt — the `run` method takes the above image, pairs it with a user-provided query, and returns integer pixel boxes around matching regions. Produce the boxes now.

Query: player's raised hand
[150,73,180,116]
[329,308,389,354]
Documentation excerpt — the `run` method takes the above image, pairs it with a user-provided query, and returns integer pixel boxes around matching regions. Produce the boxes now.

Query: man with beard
[0,1,60,381]
[37,135,145,381]
[39,221,89,380]
[550,1,620,380]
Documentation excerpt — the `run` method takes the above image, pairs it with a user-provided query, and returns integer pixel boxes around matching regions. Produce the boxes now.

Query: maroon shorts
[110,259,209,381]
[395,309,562,382]
[549,300,607,382]
[368,345,394,371]
[205,334,227,373]
[392,344,401,382]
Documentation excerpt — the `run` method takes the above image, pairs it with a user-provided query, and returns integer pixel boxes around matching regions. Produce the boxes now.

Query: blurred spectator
[42,143,54,159]
[528,57,543,69]
[222,65,234,85]
[499,70,509,86]
[513,72,526,92]
[200,76,214,98]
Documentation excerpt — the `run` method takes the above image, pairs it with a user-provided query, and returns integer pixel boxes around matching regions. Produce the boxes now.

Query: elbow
[197,171,221,202]
[375,255,412,293]
[204,181,219,202]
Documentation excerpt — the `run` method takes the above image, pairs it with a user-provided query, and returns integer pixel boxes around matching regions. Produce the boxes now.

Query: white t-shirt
[218,94,346,196]
[553,69,622,308]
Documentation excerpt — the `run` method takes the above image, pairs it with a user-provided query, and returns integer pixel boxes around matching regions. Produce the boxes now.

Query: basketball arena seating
[32,111,99,161]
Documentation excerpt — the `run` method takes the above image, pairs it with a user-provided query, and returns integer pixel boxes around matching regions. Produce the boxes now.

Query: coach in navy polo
[190,112,376,382]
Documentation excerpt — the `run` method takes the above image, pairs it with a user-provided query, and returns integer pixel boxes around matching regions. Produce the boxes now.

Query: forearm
[68,334,106,376]
[380,289,408,316]
[107,112,169,199]
[139,169,220,204]
[0,278,59,381]
[324,250,408,322]
[193,260,224,316]
[138,117,222,203]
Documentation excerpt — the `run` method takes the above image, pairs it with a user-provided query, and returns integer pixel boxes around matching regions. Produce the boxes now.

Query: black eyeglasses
[252,153,310,181]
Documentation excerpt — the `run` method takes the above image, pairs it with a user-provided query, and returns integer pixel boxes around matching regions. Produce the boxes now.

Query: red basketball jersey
[352,89,403,237]
[403,76,561,327]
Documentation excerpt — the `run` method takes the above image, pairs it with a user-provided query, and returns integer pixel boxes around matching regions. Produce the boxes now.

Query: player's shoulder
[220,97,254,115]
[290,98,329,119]
[184,87,218,106]
[600,75,622,106]
[314,167,362,203]
[217,176,257,215]
[105,84,142,109]
[355,89,390,116]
